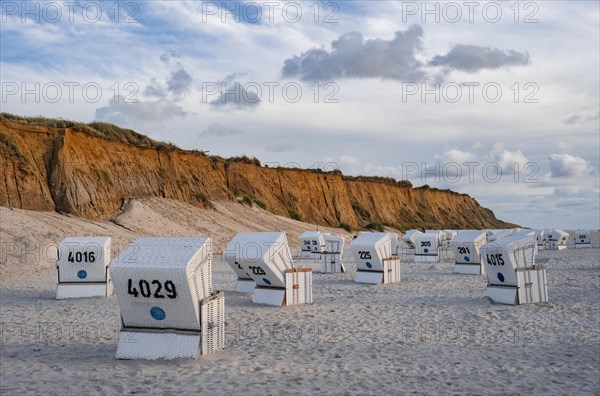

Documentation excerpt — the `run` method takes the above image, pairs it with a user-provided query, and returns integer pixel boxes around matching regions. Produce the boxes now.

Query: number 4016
[68,251,95,263]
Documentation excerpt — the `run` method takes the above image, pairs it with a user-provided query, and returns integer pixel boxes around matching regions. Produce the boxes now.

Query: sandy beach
[1,199,598,395]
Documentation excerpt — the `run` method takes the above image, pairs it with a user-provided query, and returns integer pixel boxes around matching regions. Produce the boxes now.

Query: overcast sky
[1,1,599,229]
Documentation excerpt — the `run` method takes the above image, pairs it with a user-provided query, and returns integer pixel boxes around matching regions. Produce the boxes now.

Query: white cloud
[491,143,529,172]
[433,148,477,164]
[208,81,261,111]
[95,97,186,127]
[557,141,574,152]
[548,153,592,178]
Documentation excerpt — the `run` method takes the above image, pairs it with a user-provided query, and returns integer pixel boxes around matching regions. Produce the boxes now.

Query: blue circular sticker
[365,262,372,268]
[262,278,272,285]
[424,248,429,253]
[464,256,470,262]
[150,306,166,321]
[497,272,505,283]
[77,270,87,279]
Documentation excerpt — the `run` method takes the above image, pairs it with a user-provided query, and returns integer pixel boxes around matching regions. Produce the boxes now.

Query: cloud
[199,123,244,138]
[419,149,479,179]
[167,69,193,97]
[553,186,596,198]
[491,143,529,172]
[143,53,193,100]
[160,50,179,64]
[557,141,574,152]
[281,25,426,81]
[95,97,186,126]
[467,142,486,151]
[96,52,194,126]
[209,81,261,110]
[434,148,477,164]
[143,69,192,99]
[563,111,600,125]
[429,44,530,72]
[548,153,592,178]
[144,78,167,98]
[552,186,600,209]
[564,114,583,125]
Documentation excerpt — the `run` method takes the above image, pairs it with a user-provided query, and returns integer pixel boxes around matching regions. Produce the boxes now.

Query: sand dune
[1,200,598,394]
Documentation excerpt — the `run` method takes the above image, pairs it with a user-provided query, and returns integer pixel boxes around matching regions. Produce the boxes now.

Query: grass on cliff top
[1,113,176,151]
[0,113,264,166]
[1,113,411,187]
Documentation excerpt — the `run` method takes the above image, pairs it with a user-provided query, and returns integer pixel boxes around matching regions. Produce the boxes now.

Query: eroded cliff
[0,116,512,230]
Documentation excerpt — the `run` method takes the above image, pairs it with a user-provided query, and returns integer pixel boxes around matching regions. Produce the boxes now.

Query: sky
[1,0,599,229]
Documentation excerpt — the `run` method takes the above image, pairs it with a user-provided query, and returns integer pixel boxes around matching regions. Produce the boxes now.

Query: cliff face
[0,118,510,230]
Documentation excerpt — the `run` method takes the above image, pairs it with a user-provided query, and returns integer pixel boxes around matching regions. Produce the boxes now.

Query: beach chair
[482,234,548,305]
[574,229,591,248]
[111,237,224,359]
[451,230,488,275]
[351,232,400,285]
[56,237,112,299]
[227,232,312,306]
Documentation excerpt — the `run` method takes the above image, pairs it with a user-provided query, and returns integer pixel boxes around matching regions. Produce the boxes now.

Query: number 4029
[127,279,177,299]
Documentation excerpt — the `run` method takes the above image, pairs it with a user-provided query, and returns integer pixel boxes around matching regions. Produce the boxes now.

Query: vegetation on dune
[240,195,266,209]
[253,198,266,209]
[338,222,353,232]
[158,168,170,179]
[365,222,385,232]
[351,203,371,220]
[0,132,25,159]
[210,155,262,167]
[92,167,113,186]
[193,192,213,209]
[241,195,253,206]
[0,131,28,169]
[288,209,303,221]
[344,175,412,188]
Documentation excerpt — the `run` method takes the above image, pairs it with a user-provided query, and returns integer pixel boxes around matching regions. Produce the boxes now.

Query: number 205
[127,279,177,299]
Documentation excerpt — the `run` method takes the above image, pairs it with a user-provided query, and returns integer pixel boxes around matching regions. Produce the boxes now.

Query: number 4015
[486,254,505,266]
